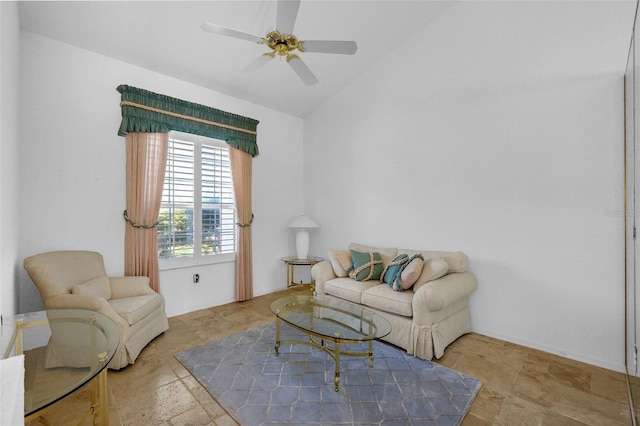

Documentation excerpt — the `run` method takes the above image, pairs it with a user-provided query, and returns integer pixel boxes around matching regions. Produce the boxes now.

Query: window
[158,131,236,267]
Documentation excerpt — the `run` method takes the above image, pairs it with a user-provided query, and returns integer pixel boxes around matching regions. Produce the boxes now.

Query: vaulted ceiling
[18,1,636,118]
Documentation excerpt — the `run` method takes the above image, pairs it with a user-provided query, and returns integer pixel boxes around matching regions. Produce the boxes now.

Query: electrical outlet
[193,274,200,284]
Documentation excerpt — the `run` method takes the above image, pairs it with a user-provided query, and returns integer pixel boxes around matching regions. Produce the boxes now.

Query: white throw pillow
[414,258,449,287]
[400,257,424,289]
[72,276,111,300]
[328,250,352,277]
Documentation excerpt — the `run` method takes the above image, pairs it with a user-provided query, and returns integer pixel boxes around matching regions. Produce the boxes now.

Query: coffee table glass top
[270,295,391,341]
[2,309,120,418]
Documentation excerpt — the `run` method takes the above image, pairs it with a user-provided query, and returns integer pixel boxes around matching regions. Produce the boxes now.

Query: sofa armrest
[311,261,336,295]
[45,294,129,330]
[108,276,154,299]
[412,272,477,314]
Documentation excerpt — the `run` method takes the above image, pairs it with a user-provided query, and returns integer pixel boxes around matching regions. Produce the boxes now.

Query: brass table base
[274,317,375,392]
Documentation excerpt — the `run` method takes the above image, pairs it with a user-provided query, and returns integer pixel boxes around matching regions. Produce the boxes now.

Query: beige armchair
[23,250,169,369]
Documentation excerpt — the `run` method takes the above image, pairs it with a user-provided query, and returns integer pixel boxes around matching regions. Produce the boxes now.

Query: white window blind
[158,132,236,266]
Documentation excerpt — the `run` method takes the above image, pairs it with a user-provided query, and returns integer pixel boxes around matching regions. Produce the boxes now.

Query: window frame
[158,131,237,271]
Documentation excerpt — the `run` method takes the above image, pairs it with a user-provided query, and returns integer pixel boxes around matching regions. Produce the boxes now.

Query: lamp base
[295,230,310,259]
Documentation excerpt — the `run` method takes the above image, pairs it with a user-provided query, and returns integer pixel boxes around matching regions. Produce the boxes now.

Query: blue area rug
[175,322,481,425]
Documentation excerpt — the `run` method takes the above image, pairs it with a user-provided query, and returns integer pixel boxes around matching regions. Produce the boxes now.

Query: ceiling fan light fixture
[274,43,290,57]
[265,30,299,56]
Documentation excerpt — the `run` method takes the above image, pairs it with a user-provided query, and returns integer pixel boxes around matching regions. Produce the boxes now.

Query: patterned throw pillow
[381,254,410,285]
[381,253,424,291]
[347,250,383,281]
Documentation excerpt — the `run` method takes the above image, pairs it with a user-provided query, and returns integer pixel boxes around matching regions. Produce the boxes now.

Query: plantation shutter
[201,144,236,255]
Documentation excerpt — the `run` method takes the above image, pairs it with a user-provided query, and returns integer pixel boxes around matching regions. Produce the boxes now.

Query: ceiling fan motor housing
[266,30,301,56]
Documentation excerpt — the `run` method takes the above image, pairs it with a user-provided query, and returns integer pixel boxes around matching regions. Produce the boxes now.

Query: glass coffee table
[2,309,120,425]
[270,294,392,391]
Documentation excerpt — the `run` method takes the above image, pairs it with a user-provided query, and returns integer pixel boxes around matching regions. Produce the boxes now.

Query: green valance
[117,85,259,157]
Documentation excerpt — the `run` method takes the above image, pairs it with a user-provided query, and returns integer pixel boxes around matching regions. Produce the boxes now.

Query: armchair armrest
[412,272,477,313]
[311,261,336,295]
[109,276,154,299]
[45,294,129,330]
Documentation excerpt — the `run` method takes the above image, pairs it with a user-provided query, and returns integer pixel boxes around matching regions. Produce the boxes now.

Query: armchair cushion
[109,294,163,325]
[72,276,112,300]
[109,276,154,299]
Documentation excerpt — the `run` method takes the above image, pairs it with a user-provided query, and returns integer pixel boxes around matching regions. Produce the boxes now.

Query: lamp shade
[288,214,320,259]
[287,214,320,229]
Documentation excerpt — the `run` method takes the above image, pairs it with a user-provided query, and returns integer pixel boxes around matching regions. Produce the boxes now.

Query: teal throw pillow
[382,253,424,291]
[381,254,409,286]
[348,250,383,281]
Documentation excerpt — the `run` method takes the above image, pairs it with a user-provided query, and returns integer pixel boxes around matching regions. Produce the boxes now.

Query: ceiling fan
[201,0,358,86]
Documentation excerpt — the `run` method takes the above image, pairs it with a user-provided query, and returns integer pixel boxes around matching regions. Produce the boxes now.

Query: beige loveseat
[311,243,477,360]
[23,250,169,369]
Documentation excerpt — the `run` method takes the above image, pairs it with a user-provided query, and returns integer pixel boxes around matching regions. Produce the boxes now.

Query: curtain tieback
[123,210,158,229]
[236,213,254,228]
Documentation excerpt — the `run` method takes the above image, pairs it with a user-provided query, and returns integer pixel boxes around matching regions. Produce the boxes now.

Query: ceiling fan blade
[276,0,300,35]
[201,22,264,44]
[287,55,319,86]
[299,40,358,55]
[244,53,274,72]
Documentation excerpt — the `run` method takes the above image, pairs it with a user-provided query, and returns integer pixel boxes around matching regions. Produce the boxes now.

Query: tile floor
[30,286,633,425]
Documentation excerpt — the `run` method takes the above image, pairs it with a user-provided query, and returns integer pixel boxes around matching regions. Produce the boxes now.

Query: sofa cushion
[349,243,397,268]
[328,250,351,278]
[72,276,112,300]
[348,250,383,281]
[398,249,468,273]
[414,258,450,287]
[324,278,379,304]
[108,294,163,325]
[362,284,413,317]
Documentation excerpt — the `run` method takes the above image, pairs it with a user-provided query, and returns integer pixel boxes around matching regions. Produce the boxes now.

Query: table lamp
[288,214,320,259]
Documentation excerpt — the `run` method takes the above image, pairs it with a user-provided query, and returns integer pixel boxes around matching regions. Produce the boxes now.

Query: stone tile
[168,404,213,425]
[466,384,506,423]
[493,395,545,426]
[109,351,178,399]
[117,379,200,425]
[461,412,493,425]
[589,364,629,404]
[542,411,591,426]
[450,352,519,394]
[212,413,240,426]
[190,385,228,418]
[512,367,630,425]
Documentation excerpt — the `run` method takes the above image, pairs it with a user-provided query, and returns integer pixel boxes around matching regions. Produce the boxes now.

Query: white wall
[0,1,20,320]
[18,31,304,316]
[304,2,631,372]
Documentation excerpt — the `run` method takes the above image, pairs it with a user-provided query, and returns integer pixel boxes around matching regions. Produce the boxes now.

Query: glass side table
[281,256,324,293]
[1,309,119,425]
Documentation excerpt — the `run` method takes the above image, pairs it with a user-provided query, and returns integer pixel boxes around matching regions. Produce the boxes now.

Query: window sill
[159,253,236,271]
